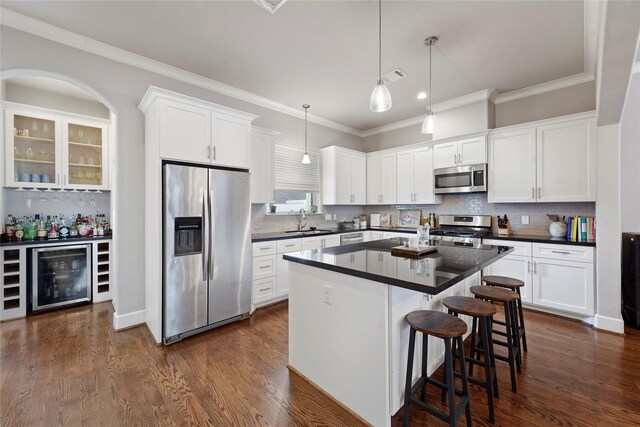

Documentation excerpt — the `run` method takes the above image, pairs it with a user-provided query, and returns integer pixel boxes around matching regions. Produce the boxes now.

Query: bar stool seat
[403,310,471,427]
[470,285,521,392]
[483,275,528,353]
[442,296,499,423]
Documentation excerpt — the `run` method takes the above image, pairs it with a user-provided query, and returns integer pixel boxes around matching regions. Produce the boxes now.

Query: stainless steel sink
[284,229,333,234]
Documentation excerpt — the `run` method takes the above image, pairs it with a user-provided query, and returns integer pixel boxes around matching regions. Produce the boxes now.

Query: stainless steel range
[430,215,492,245]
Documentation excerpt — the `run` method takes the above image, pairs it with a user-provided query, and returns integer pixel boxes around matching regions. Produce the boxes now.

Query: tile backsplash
[252,204,364,233]
[252,194,595,236]
[363,193,595,235]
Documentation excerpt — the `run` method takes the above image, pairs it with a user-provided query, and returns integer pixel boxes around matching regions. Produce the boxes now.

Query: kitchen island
[284,238,512,427]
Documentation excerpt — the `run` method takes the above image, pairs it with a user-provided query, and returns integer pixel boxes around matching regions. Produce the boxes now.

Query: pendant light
[369,0,391,112]
[422,36,438,135]
[301,104,311,164]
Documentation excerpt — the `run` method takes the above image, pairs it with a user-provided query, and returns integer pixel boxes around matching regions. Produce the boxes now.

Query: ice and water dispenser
[174,217,203,256]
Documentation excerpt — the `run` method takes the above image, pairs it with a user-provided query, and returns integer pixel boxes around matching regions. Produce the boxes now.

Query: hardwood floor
[1,302,640,426]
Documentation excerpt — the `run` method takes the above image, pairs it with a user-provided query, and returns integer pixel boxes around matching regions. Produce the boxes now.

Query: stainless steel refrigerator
[163,163,251,344]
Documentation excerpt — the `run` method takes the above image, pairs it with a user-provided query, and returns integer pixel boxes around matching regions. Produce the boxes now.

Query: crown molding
[0,7,363,137]
[494,72,594,105]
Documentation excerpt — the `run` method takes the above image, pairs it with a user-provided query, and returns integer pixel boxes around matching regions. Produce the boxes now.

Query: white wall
[620,72,640,233]
[0,25,363,321]
[595,124,624,333]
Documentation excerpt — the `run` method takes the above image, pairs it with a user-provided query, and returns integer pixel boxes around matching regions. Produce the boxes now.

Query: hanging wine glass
[42,122,50,138]
[31,120,39,138]
[78,129,85,143]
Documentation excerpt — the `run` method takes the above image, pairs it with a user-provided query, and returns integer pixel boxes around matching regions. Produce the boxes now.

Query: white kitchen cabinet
[300,234,341,250]
[250,126,278,204]
[482,239,595,317]
[488,113,596,203]
[533,258,594,315]
[140,86,257,169]
[368,231,384,241]
[433,136,486,169]
[536,118,596,202]
[276,239,302,297]
[367,152,397,204]
[92,241,112,303]
[367,251,397,276]
[335,251,367,270]
[396,145,440,204]
[252,241,279,308]
[321,146,366,205]
[4,106,110,190]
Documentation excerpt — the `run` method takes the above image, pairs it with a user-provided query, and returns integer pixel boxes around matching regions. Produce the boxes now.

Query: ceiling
[1,1,588,132]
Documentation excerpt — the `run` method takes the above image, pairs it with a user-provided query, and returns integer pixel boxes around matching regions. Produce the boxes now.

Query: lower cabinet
[482,239,595,318]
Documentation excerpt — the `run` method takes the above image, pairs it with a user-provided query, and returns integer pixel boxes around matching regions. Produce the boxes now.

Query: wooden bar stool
[470,285,521,392]
[483,275,528,353]
[442,296,498,423]
[403,310,472,427]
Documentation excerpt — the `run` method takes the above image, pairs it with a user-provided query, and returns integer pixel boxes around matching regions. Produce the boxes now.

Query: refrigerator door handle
[202,188,208,282]
[209,189,215,280]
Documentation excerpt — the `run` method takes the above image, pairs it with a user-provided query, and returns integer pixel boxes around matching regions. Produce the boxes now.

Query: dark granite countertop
[283,238,513,295]
[1,236,112,247]
[484,233,596,247]
[251,227,416,242]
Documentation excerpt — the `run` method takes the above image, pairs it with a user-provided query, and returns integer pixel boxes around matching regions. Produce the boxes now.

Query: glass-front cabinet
[4,107,109,190]
[64,120,107,189]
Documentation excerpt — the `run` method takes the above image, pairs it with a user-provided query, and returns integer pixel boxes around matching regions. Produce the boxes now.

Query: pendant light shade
[421,36,438,135]
[302,104,311,164]
[370,80,392,112]
[370,0,391,112]
[422,110,436,134]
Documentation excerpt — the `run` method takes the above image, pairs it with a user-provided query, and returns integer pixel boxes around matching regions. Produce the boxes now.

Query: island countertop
[283,238,513,295]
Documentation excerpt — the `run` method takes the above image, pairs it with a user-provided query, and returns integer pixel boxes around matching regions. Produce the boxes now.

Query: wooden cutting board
[390,245,438,259]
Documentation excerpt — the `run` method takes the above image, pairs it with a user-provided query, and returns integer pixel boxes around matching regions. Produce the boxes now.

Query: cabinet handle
[213,146,216,161]
[533,261,537,274]
[57,173,60,184]
[453,153,456,164]
[64,174,67,185]
[259,287,271,292]
[537,187,541,199]
[259,247,270,251]
[207,145,211,159]
[527,260,531,273]
[259,265,271,269]
[285,244,295,248]
[551,250,571,255]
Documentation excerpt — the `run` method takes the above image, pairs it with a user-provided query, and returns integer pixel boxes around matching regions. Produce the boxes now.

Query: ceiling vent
[381,68,407,84]
[253,0,288,14]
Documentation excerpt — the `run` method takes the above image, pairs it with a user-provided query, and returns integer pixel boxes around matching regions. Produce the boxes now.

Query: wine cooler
[31,244,92,312]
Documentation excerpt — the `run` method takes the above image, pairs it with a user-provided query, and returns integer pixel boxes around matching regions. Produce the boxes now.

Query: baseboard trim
[113,309,146,330]
[593,314,625,334]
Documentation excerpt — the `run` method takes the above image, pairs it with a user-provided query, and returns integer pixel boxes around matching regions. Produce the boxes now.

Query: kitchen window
[273,144,319,213]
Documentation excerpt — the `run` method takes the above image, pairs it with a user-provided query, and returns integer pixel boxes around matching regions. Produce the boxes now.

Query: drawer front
[277,239,301,254]
[252,254,277,280]
[533,243,593,263]
[482,239,532,257]
[253,277,276,303]
[253,241,277,256]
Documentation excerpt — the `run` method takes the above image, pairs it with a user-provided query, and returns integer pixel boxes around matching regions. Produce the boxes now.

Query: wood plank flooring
[1,301,640,426]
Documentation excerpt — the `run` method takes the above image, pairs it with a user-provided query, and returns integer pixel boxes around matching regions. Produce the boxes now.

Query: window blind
[274,144,320,192]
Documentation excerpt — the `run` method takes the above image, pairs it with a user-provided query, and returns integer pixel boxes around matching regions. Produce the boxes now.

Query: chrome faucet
[298,209,308,232]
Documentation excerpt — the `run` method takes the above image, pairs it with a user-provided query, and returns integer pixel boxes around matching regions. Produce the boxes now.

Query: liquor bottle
[45,215,52,233]
[5,214,16,241]
[76,214,83,226]
[37,216,47,240]
[59,216,69,239]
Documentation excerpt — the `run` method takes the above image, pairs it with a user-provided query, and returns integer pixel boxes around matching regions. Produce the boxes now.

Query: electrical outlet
[521,215,529,225]
[325,214,332,221]
[323,284,333,305]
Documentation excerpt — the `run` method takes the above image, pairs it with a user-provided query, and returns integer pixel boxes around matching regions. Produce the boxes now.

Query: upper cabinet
[4,107,109,190]
[488,114,596,203]
[321,146,366,205]
[139,86,257,169]
[250,126,278,204]
[396,145,440,204]
[433,136,486,169]
[367,151,396,204]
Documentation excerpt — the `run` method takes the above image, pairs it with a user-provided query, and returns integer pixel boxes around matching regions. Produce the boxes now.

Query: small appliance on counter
[370,214,381,227]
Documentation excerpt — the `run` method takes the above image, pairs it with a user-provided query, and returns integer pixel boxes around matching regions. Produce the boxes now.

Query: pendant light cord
[305,107,308,153]
[378,0,382,84]
[429,41,432,112]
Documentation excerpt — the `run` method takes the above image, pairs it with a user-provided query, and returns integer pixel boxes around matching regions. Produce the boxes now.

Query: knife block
[497,222,513,235]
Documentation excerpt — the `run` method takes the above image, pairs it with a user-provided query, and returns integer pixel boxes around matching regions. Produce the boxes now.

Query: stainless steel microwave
[434,163,487,194]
